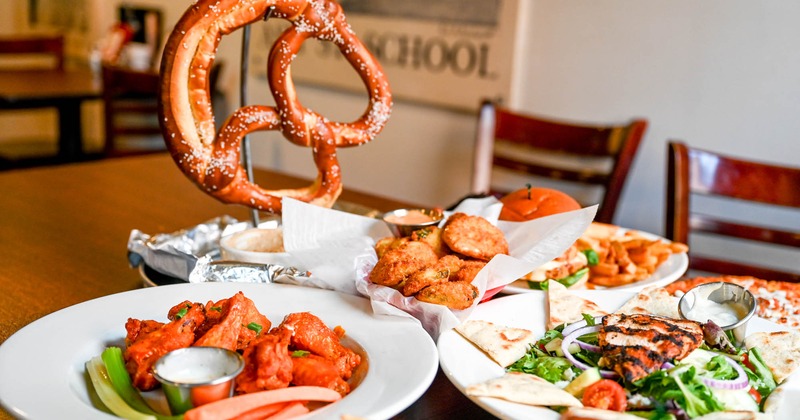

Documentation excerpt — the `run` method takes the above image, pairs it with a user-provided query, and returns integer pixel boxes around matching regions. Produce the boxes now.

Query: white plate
[0,282,437,419]
[438,291,799,420]
[503,229,689,294]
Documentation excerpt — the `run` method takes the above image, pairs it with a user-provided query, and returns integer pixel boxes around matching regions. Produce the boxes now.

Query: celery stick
[101,347,156,413]
[100,347,183,420]
[86,356,156,420]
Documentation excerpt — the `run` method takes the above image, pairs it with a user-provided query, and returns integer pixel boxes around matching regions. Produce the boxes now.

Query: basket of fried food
[368,212,509,310]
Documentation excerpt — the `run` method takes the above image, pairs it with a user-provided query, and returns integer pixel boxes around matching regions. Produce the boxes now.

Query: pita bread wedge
[561,406,646,420]
[763,384,786,415]
[744,330,800,384]
[615,286,680,319]
[466,372,582,407]
[547,280,607,329]
[455,320,536,368]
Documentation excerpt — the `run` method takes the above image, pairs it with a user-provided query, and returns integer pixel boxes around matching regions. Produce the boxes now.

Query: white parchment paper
[278,196,597,339]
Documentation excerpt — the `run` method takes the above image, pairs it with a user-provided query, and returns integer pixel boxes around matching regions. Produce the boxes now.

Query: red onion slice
[698,355,749,390]
[561,316,605,337]
[560,325,618,379]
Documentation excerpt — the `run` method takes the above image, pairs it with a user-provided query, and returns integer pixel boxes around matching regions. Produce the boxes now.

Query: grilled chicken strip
[598,313,704,382]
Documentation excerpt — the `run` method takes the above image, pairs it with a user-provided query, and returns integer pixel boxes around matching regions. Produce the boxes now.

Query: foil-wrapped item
[127,216,241,280]
[189,257,311,284]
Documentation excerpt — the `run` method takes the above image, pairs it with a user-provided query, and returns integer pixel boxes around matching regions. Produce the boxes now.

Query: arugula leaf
[507,351,575,383]
[706,355,737,380]
[632,366,724,418]
[536,328,562,348]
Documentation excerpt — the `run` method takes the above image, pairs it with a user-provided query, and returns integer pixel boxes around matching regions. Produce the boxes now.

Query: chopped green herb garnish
[210,306,222,312]
[291,350,310,358]
[247,322,263,334]
[175,307,188,319]
[414,228,431,238]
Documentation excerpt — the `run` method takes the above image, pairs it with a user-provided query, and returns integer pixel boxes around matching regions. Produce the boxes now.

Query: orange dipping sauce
[384,210,437,225]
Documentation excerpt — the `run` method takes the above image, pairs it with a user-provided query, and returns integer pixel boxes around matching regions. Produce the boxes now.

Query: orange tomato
[581,379,627,412]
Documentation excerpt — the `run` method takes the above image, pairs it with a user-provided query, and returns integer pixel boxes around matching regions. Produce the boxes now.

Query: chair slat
[473,100,647,224]
[690,215,800,248]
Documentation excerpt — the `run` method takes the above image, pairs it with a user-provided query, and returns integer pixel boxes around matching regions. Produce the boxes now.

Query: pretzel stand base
[159,0,392,213]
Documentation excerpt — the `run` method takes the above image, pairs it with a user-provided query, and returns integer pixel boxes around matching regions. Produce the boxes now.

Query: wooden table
[0,154,494,419]
[0,68,101,161]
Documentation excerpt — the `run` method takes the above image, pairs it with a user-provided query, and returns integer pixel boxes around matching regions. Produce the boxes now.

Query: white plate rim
[0,282,438,419]
[502,228,689,294]
[438,290,796,420]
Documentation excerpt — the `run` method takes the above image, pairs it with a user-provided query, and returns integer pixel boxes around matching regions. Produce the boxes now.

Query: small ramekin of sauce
[382,208,444,237]
[153,346,245,414]
[678,281,757,346]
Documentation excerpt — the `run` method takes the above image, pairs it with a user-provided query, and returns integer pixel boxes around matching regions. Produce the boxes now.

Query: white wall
[227,0,800,271]
[518,1,800,272]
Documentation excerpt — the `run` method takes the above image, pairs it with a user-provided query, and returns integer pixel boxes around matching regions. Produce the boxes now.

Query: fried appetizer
[236,327,293,394]
[450,259,487,283]
[369,240,439,288]
[411,226,450,258]
[291,354,350,396]
[124,302,205,390]
[442,213,508,261]
[401,254,464,296]
[374,236,409,259]
[416,280,479,310]
[280,312,362,380]
[193,292,271,351]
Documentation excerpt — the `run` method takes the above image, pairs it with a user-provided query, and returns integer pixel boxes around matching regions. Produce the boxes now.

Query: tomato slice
[748,386,762,404]
[582,379,628,412]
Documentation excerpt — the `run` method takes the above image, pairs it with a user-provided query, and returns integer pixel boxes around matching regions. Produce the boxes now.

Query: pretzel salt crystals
[159,0,392,212]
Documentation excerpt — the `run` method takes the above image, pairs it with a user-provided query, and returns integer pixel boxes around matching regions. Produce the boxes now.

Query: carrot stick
[264,402,309,420]
[183,386,340,420]
[230,402,290,420]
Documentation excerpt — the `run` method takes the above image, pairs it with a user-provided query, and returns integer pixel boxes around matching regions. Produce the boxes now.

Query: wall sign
[249,0,525,112]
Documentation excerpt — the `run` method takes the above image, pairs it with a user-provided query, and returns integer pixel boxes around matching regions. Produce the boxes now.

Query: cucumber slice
[563,367,602,397]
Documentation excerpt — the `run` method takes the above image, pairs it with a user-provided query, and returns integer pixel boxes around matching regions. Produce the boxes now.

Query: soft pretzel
[158,0,392,212]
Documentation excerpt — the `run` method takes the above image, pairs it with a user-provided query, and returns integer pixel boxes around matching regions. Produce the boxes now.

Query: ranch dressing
[683,298,747,326]
[155,347,243,385]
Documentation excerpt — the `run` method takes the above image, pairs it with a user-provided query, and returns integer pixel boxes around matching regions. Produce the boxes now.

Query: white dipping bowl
[219,227,296,268]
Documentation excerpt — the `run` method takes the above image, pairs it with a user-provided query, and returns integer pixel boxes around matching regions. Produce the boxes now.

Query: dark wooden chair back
[0,34,65,70]
[665,141,800,282]
[472,100,647,224]
[101,62,224,157]
[101,64,163,157]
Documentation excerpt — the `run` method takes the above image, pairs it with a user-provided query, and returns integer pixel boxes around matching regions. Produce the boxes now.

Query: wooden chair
[665,141,800,282]
[101,62,225,157]
[0,34,64,70]
[471,100,647,224]
[0,34,66,168]
[100,64,164,157]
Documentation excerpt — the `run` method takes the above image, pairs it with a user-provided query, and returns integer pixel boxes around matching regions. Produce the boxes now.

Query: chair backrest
[101,62,225,157]
[665,141,800,282]
[471,100,647,224]
[0,34,64,70]
[101,64,163,157]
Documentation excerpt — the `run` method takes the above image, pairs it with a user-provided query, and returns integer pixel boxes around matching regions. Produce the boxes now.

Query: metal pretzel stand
[240,7,275,228]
